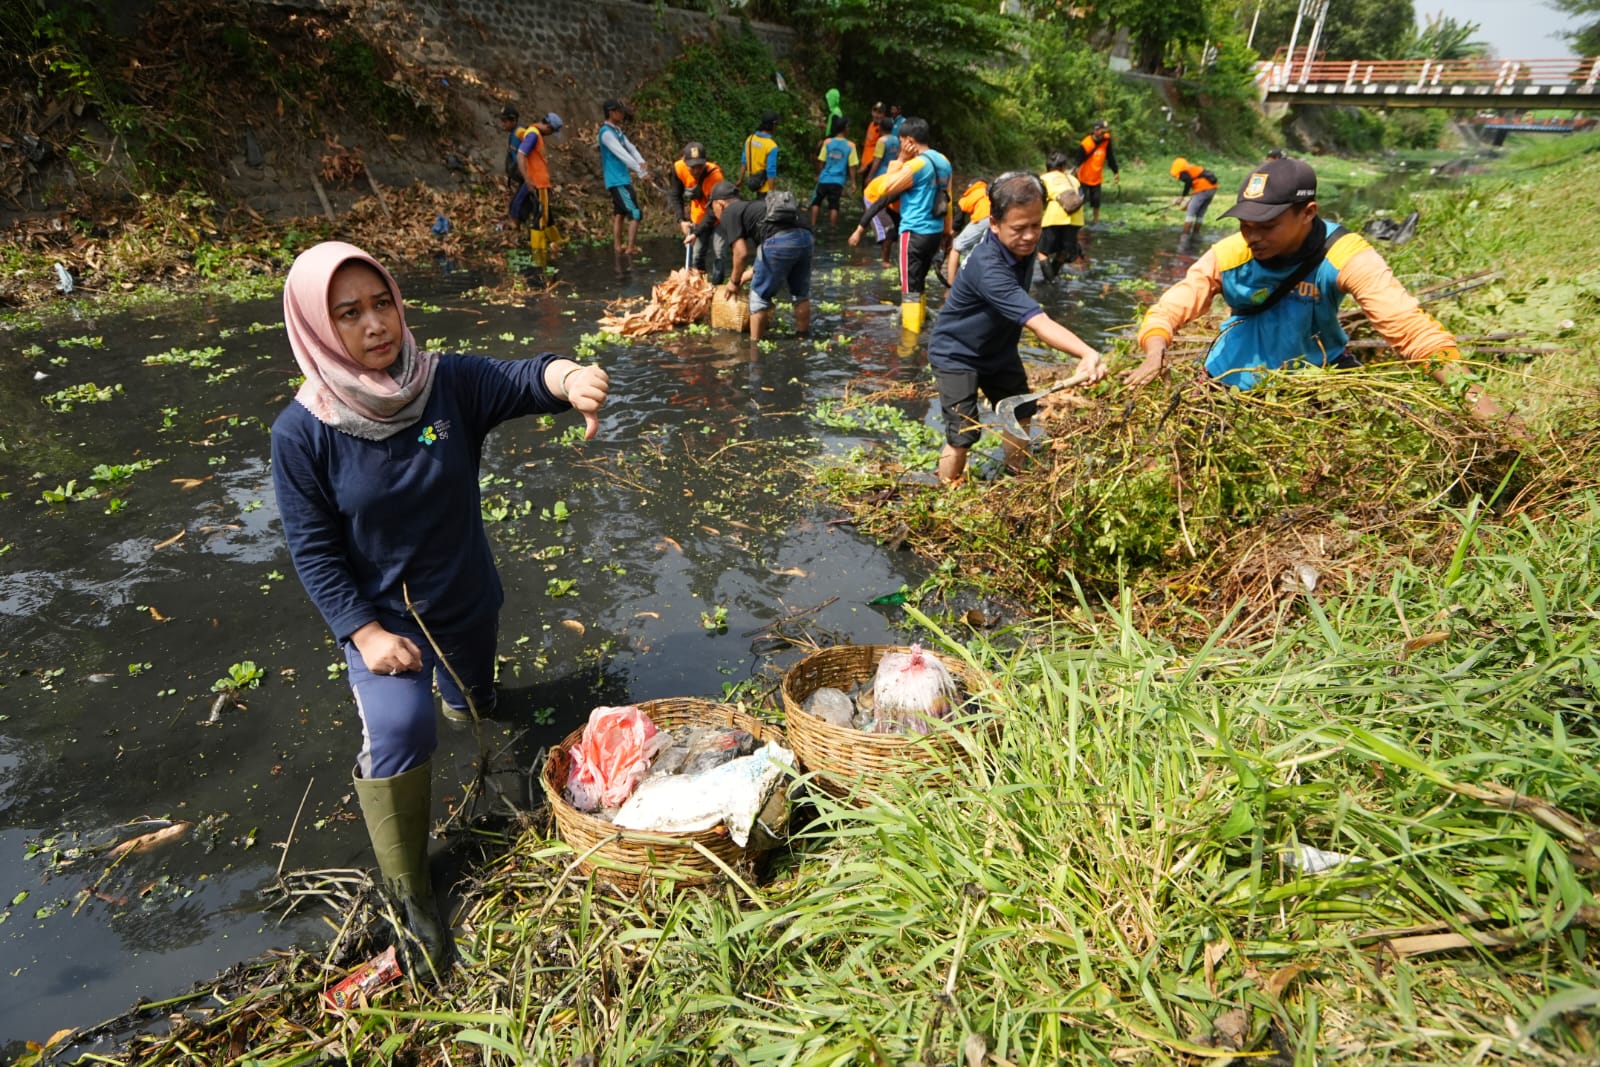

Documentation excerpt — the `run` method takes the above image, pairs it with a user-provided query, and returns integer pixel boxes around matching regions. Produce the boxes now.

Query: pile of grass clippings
[817,358,1569,639]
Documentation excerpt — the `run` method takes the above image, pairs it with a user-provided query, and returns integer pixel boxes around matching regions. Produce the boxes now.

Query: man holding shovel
[927,171,1106,485]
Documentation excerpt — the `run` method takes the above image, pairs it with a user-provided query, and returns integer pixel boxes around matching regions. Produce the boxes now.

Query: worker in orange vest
[514,112,564,267]
[1169,157,1219,234]
[668,142,730,280]
[1073,119,1119,225]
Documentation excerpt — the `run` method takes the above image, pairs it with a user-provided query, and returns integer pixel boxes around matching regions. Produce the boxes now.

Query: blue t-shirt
[928,229,1043,374]
[270,353,568,641]
[817,136,855,186]
[871,133,900,180]
[898,150,951,236]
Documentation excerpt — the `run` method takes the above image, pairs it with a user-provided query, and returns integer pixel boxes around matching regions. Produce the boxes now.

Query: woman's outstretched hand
[561,363,611,440]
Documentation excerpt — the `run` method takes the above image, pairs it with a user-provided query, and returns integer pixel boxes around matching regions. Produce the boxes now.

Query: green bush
[998,24,1162,166]
[1383,107,1449,150]
[635,26,814,189]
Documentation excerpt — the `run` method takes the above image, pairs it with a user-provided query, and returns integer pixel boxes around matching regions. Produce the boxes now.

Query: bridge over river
[1257,56,1600,110]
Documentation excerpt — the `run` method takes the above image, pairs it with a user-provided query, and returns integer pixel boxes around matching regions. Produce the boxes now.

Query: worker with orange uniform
[1073,119,1119,225]
[1169,157,1219,233]
[669,142,730,280]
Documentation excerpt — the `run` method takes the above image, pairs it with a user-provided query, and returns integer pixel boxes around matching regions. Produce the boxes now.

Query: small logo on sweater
[417,419,451,445]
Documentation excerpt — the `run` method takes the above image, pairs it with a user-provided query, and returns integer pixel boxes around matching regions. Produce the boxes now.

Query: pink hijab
[283,241,438,441]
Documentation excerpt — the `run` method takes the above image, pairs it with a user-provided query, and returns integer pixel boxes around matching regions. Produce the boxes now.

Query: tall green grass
[126,497,1600,1066]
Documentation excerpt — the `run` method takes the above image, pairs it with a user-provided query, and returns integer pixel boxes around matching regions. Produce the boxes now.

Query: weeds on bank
[811,361,1573,639]
[88,503,1600,1064]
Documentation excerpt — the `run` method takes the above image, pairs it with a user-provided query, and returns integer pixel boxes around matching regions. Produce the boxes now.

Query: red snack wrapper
[322,945,402,1011]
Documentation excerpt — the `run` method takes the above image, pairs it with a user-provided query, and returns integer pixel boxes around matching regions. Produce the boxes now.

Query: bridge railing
[1259,57,1600,92]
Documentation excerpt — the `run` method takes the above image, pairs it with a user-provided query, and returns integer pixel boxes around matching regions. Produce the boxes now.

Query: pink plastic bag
[564,705,659,812]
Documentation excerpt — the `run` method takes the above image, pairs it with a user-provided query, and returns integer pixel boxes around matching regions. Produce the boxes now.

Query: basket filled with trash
[541,698,793,890]
[781,643,991,805]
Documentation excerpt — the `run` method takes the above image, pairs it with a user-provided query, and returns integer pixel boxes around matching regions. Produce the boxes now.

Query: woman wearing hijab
[271,241,608,976]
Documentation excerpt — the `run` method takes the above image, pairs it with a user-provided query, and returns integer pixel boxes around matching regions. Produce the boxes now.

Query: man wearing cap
[1073,120,1119,226]
[849,116,952,334]
[514,112,565,263]
[1122,158,1503,420]
[741,113,781,195]
[599,99,650,255]
[498,105,522,195]
[670,142,729,278]
[688,182,813,341]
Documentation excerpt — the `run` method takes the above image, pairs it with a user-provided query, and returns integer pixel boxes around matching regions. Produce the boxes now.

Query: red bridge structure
[1256,54,1600,110]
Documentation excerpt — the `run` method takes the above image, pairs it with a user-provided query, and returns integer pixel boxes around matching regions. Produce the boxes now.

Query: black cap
[1220,158,1318,222]
[759,110,779,129]
[708,180,739,202]
[602,98,625,115]
[682,141,708,166]
[498,104,519,121]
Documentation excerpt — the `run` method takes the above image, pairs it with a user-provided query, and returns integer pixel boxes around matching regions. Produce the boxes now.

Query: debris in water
[598,268,713,336]
[107,820,191,859]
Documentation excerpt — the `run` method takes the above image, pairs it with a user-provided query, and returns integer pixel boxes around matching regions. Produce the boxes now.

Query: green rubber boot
[352,761,452,980]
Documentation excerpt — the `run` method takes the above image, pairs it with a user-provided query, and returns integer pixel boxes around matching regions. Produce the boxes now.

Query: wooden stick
[310,172,336,223]
[276,777,316,881]
[364,168,392,220]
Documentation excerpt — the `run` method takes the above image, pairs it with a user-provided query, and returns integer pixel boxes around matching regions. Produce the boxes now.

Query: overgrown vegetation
[71,509,1600,1063]
[634,26,815,187]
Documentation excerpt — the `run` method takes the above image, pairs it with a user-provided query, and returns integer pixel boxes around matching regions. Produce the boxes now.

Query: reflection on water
[0,217,1187,1047]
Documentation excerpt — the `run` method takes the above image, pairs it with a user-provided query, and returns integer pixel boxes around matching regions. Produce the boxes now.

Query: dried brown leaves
[597,268,713,337]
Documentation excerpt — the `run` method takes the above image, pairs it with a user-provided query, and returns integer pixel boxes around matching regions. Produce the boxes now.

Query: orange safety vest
[864,159,904,212]
[519,128,550,190]
[863,121,882,167]
[957,180,990,222]
[1077,133,1111,186]
[673,158,725,224]
[1178,163,1216,193]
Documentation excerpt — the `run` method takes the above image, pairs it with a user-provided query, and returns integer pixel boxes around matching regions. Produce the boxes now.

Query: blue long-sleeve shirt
[270,352,568,642]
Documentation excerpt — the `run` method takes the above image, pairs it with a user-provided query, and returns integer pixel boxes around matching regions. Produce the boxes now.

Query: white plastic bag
[613,742,794,846]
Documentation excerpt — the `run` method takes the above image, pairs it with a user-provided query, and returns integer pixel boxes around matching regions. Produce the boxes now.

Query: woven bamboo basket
[541,698,787,891]
[780,644,990,806]
[710,289,750,332]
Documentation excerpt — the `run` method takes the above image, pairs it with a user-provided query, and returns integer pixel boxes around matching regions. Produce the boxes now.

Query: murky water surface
[0,217,1197,1049]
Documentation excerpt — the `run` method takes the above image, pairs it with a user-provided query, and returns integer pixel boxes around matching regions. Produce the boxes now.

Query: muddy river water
[0,216,1207,1049]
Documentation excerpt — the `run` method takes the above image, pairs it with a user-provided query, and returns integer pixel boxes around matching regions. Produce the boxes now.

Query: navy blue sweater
[271,353,568,642]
